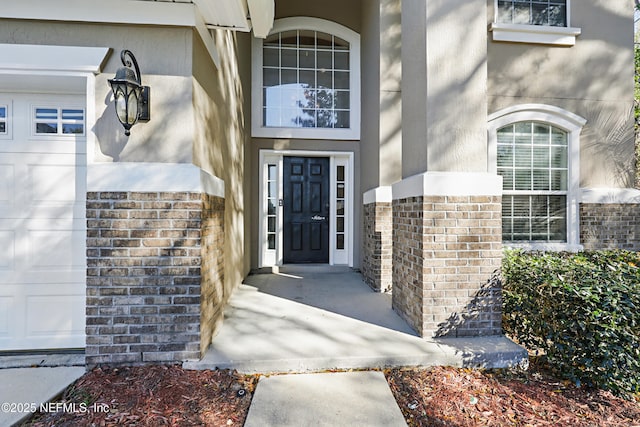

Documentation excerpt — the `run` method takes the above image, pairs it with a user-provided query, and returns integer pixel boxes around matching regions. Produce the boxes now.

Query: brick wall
[86,191,224,367]
[580,203,640,250]
[200,194,225,355]
[362,202,393,292]
[392,196,503,338]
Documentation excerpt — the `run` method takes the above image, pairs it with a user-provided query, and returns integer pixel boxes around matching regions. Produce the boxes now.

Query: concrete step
[244,371,407,427]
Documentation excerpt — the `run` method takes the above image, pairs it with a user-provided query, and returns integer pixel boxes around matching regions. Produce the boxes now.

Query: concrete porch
[184,266,527,373]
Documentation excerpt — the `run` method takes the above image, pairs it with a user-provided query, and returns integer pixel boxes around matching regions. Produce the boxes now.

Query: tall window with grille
[252,18,360,140]
[497,122,568,242]
[497,0,567,27]
[262,30,350,130]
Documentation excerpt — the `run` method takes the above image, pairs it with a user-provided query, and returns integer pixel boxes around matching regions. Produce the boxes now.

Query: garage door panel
[28,228,86,270]
[0,163,14,203]
[0,93,86,351]
[0,229,15,270]
[26,294,85,337]
[0,284,84,349]
[23,203,85,221]
[29,164,78,204]
[0,271,85,286]
[0,297,13,337]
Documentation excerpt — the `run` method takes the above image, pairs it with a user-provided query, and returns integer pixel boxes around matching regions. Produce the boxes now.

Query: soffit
[0,0,273,38]
[144,0,274,37]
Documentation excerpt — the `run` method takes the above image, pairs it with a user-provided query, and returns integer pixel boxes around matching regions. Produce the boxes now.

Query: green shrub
[502,249,640,397]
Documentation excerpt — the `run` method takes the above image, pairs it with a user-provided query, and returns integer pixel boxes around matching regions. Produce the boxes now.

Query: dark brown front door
[283,156,330,263]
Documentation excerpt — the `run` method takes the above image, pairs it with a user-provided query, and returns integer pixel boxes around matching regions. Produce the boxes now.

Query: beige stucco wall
[487,0,635,188]
[361,0,402,191]
[192,29,252,287]
[401,0,489,177]
[275,0,362,33]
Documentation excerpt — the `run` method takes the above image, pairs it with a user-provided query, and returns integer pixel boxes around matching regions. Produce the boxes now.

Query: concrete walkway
[185,267,526,426]
[245,371,407,427]
[185,267,527,374]
[0,366,85,426]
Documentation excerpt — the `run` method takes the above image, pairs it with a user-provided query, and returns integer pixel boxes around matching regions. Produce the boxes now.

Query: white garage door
[0,93,86,351]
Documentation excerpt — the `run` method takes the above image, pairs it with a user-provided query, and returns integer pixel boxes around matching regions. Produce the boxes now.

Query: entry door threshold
[251,265,353,275]
[278,264,353,274]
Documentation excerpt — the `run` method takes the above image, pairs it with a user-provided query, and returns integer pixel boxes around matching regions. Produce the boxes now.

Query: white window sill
[252,126,360,140]
[489,23,581,46]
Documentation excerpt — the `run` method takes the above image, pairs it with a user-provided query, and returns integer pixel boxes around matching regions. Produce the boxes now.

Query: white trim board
[0,0,196,27]
[0,44,110,74]
[392,172,503,200]
[581,188,640,204]
[489,23,581,46]
[88,162,225,197]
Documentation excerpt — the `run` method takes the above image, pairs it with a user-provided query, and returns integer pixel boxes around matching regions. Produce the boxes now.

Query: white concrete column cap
[392,172,502,200]
[87,162,225,198]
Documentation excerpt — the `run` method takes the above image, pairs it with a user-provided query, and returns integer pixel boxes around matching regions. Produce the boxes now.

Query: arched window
[488,104,586,249]
[252,17,360,140]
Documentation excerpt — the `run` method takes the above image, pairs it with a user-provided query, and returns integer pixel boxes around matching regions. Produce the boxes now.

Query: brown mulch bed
[22,364,640,426]
[23,365,258,427]
[386,365,640,427]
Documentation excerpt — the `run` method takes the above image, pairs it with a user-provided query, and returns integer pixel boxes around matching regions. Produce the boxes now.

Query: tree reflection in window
[262,29,350,129]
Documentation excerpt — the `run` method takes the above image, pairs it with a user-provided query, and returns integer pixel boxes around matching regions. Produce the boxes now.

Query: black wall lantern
[108,50,150,136]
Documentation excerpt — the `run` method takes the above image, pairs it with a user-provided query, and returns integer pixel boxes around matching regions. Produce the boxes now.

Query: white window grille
[34,107,85,136]
[252,17,360,140]
[497,0,567,27]
[498,122,568,242]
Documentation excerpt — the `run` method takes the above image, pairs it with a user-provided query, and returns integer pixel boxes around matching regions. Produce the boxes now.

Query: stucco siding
[275,0,363,33]
[361,0,402,192]
[402,0,489,176]
[192,29,252,292]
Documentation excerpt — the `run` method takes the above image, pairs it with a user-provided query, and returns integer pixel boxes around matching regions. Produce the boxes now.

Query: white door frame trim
[258,149,354,268]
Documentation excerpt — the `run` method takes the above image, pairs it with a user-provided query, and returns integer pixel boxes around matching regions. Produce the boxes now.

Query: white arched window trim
[488,104,586,251]
[251,17,361,140]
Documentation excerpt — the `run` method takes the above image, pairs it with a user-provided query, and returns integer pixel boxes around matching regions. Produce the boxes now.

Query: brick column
[85,164,225,367]
[391,172,503,338]
[362,187,393,292]
[200,194,225,354]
